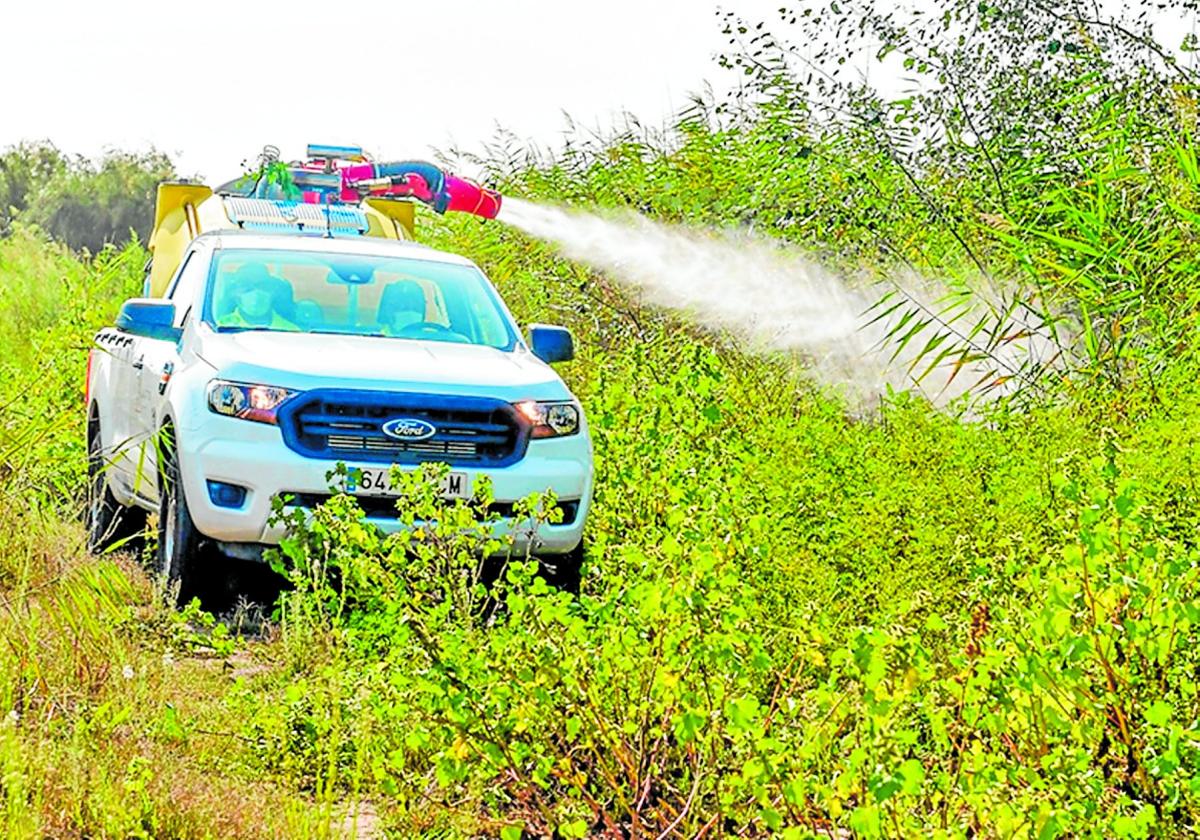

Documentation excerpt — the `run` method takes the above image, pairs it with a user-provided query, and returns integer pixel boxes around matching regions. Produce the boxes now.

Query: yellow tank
[146,183,418,297]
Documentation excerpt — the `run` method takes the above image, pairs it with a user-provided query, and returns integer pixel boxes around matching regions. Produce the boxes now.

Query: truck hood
[195,330,570,400]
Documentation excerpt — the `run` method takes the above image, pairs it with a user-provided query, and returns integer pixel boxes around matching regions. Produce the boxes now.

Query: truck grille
[277,389,527,467]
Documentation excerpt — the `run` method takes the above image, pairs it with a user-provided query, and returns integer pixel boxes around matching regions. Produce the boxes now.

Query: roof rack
[223,198,369,235]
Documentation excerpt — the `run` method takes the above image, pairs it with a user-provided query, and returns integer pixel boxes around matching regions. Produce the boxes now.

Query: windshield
[204,248,517,350]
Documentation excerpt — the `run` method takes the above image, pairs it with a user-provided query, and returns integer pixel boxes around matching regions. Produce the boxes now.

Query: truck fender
[87,341,134,506]
[87,339,120,454]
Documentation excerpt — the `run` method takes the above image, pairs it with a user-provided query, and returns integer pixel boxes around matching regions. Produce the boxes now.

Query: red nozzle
[444,176,502,220]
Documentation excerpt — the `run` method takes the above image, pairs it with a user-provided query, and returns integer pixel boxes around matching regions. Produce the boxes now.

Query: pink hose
[311,159,502,220]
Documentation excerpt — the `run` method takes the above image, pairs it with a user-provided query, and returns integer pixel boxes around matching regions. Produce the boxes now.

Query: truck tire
[86,415,147,554]
[157,427,199,605]
[541,541,584,595]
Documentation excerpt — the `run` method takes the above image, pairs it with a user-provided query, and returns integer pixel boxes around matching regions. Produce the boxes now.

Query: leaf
[761,807,782,830]
[161,704,186,741]
[1146,700,1173,727]
[899,758,925,794]
[674,709,707,743]
[726,696,760,732]
[1112,815,1138,837]
[1029,229,1103,259]
[1115,494,1135,518]
[559,818,590,839]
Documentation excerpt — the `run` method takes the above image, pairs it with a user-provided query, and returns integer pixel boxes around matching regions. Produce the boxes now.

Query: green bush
[0,143,175,253]
[241,390,1200,835]
[0,141,65,233]
[20,149,175,254]
[0,227,144,588]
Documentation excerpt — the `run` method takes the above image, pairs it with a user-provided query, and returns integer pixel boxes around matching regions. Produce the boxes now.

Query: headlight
[514,399,581,438]
[207,380,297,425]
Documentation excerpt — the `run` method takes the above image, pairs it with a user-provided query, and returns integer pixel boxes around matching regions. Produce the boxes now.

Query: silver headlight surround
[206,379,298,425]
[514,399,581,439]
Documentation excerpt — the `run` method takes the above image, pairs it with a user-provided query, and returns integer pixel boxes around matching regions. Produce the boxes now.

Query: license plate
[347,467,471,500]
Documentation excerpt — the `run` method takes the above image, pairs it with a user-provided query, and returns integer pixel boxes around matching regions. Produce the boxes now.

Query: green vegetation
[0,143,174,252]
[4,0,1200,836]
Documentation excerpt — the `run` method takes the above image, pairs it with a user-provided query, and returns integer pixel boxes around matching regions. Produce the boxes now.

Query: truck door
[131,249,208,503]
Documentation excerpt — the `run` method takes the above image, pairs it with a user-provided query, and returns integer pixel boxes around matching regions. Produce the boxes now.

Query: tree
[19,149,176,253]
[0,141,65,232]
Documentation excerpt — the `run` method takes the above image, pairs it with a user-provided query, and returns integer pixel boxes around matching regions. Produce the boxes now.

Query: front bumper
[177,415,593,556]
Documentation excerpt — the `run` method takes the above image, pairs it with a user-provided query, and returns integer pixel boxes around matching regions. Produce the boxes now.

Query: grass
[0,228,352,838]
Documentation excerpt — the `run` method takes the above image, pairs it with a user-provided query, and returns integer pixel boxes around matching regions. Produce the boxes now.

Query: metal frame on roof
[222,198,369,236]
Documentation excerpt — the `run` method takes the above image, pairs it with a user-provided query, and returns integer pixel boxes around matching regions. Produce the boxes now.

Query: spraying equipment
[146,144,502,296]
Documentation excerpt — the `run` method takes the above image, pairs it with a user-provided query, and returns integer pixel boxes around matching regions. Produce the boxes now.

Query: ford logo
[381,417,437,441]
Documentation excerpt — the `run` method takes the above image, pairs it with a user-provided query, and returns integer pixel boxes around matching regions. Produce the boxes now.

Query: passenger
[221,266,301,331]
[292,300,324,331]
[378,280,427,336]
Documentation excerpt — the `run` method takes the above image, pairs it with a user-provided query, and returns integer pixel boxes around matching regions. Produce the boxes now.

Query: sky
[1,0,784,183]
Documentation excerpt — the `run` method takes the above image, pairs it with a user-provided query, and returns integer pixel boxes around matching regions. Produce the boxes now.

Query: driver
[378,279,427,336]
[222,265,300,331]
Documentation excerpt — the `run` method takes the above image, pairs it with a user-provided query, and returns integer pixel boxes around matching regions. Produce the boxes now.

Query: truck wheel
[86,416,147,554]
[541,541,584,595]
[157,430,199,605]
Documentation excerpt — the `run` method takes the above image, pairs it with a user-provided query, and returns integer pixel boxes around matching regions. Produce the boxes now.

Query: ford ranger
[84,149,591,599]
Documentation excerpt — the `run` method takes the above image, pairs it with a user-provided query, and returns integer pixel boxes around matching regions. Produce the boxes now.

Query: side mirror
[529,324,575,364]
[116,298,181,342]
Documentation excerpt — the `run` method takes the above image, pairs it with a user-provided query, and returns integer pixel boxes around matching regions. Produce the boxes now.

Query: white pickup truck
[85,228,593,599]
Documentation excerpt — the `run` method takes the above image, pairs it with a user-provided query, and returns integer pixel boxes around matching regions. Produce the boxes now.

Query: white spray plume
[498,197,1059,407]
